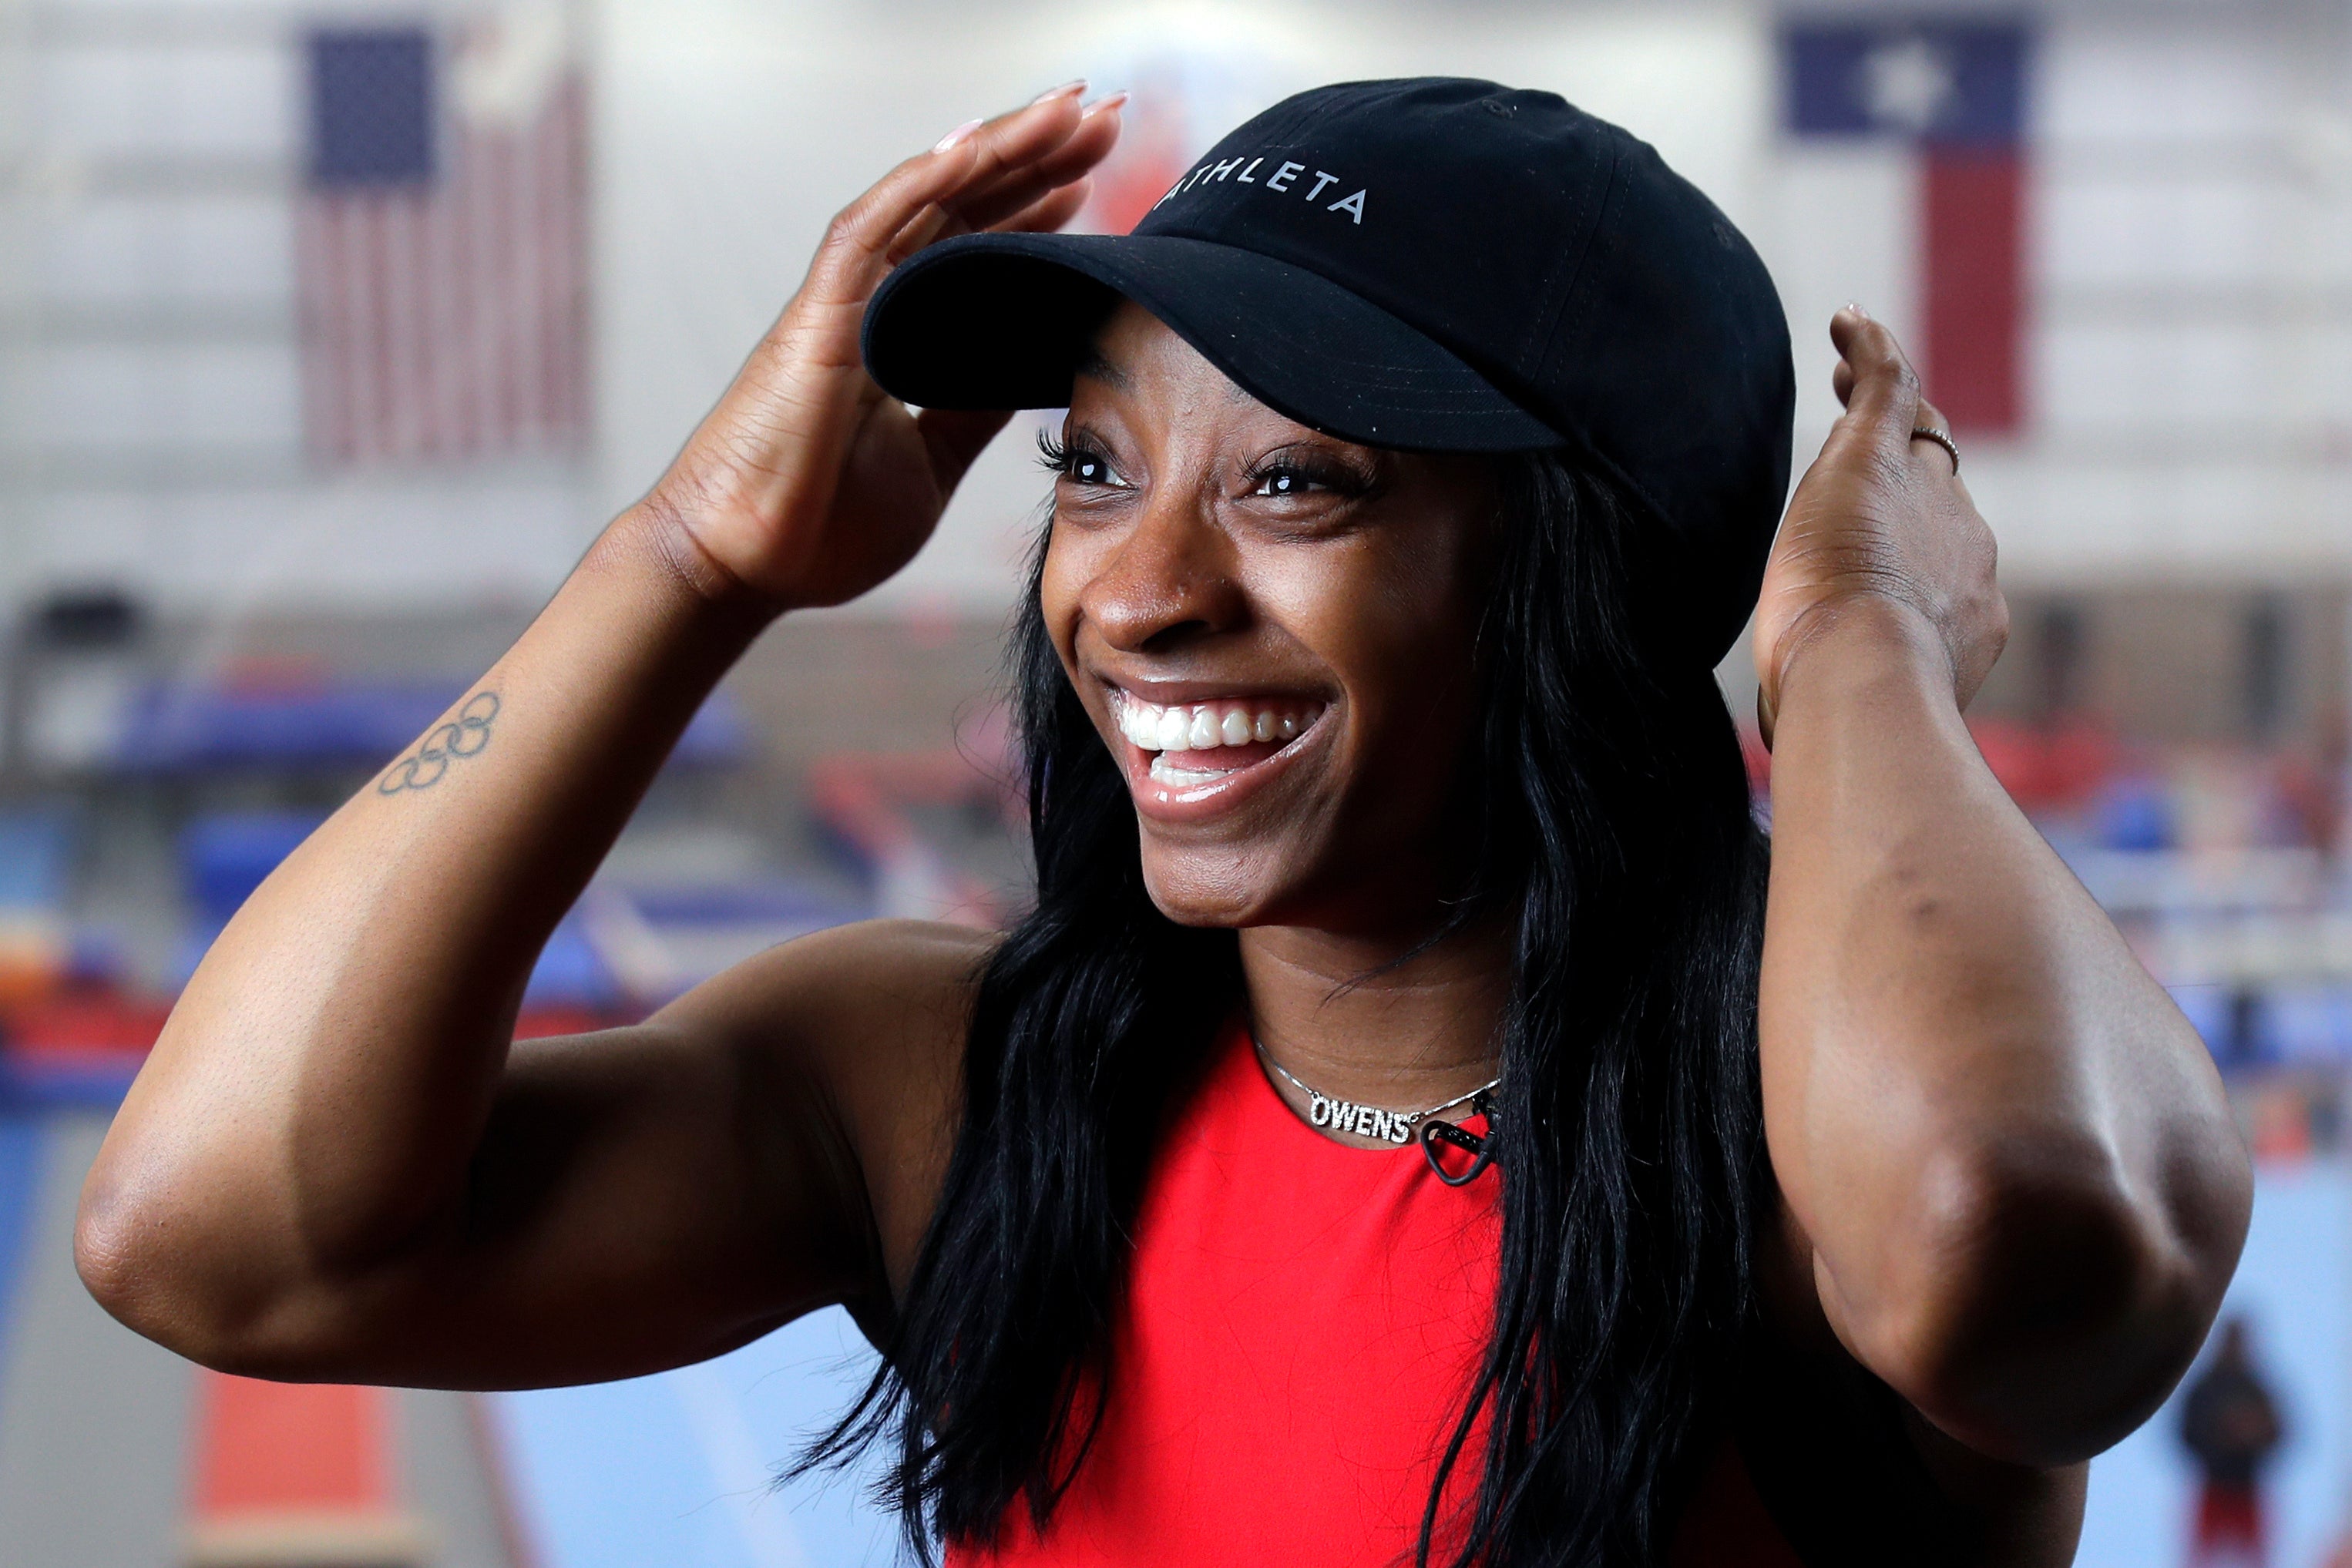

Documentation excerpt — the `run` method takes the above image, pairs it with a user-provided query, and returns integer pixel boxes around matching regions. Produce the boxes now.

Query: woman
[79,78,2248,1566]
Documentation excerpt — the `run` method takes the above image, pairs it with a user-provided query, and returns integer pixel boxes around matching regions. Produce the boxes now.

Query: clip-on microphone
[1419,1090,1499,1186]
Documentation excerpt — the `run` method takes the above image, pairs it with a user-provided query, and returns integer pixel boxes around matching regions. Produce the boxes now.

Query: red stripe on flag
[509,118,535,448]
[383,194,418,460]
[480,120,518,451]
[559,80,590,446]
[422,183,455,459]
[1921,149,2025,435]
[359,199,391,463]
[533,87,565,441]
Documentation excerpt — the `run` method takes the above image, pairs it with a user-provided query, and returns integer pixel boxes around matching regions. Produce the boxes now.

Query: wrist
[595,498,793,629]
[1765,595,1956,740]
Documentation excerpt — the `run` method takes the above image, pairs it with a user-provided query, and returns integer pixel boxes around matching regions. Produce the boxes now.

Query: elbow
[74,1167,235,1368]
[76,1161,309,1378]
[1847,1123,2250,1466]
[75,1178,210,1361]
[79,1147,445,1384]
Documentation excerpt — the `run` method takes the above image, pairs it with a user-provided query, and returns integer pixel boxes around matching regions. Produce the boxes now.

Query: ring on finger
[1910,425,1960,475]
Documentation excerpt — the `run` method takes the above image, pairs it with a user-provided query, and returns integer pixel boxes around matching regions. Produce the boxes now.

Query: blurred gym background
[0,1,2347,1564]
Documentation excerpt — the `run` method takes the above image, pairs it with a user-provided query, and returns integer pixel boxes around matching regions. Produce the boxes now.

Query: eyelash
[1245,458,1360,499]
[1037,430,1124,488]
[1037,430,1370,500]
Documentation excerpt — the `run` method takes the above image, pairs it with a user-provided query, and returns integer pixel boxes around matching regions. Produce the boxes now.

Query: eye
[1242,442,1376,502]
[1251,466,1320,498]
[1037,430,1131,490]
[1068,448,1124,487]
[1245,452,1370,501]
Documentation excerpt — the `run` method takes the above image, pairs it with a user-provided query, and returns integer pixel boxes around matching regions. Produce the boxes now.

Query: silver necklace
[1254,1037,1502,1147]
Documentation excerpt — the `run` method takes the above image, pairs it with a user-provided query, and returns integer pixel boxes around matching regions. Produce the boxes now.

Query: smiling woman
[76,76,2249,1568]
[1038,308,1499,913]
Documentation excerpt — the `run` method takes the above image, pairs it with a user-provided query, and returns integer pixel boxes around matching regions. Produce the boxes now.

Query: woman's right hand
[78,90,1121,1386]
[641,84,1122,611]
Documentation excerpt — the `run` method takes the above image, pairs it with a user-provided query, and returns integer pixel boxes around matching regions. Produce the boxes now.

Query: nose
[1080,486,1246,654]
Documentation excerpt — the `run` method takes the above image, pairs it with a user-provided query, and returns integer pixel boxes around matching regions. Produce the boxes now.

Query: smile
[1107,690,1329,798]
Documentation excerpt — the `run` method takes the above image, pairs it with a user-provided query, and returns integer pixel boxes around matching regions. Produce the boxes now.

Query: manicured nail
[933,119,983,153]
[1083,90,1129,116]
[1031,79,1085,105]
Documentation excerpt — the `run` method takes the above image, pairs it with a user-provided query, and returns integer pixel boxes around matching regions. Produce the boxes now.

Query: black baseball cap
[862,77,1795,669]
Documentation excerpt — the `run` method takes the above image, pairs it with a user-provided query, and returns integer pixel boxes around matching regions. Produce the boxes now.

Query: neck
[1239,913,1511,1120]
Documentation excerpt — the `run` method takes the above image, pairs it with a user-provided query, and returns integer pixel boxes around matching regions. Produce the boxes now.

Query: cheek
[1283,552,1487,801]
[1370,532,1490,703]
[1257,544,1483,711]
[1037,521,1091,662]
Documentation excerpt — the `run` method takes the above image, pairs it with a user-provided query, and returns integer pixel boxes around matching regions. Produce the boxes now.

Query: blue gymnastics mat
[491,1306,905,1568]
[2077,1161,2352,1568]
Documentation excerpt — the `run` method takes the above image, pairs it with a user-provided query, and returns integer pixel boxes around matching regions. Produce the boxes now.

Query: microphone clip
[1419,1091,1499,1186]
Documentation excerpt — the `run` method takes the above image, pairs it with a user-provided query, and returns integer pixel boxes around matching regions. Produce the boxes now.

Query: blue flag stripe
[1784,22,2028,148]
[307,28,435,188]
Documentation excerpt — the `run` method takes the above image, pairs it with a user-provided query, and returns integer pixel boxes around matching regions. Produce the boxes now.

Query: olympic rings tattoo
[379,691,500,794]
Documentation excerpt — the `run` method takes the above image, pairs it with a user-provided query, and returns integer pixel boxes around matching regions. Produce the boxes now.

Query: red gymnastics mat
[186,1372,426,1566]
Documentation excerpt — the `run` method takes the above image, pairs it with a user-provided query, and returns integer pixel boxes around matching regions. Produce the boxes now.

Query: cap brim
[862,231,1562,454]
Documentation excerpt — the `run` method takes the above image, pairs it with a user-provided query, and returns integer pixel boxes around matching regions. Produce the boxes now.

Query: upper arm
[647,915,982,1316]
[227,918,983,1389]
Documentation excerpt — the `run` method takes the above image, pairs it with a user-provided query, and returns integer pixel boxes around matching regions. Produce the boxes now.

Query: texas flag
[1782,21,2031,435]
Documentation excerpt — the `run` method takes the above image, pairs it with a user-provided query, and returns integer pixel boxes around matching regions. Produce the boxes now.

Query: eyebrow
[1071,349,1132,394]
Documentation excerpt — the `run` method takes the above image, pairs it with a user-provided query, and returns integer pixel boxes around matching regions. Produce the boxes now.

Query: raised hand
[640,85,1123,611]
[1750,307,2008,743]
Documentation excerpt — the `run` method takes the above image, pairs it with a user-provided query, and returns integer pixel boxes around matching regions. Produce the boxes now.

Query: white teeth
[1150,754,1230,785]
[1111,691,1324,758]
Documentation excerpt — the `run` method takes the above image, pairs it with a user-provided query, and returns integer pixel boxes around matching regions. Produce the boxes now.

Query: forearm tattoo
[378,691,500,794]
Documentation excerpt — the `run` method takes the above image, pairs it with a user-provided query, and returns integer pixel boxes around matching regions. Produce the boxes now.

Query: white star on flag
[1862,38,1957,135]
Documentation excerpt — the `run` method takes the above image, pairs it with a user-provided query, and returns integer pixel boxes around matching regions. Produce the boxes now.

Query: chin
[1137,835,1368,930]
[1137,843,1302,928]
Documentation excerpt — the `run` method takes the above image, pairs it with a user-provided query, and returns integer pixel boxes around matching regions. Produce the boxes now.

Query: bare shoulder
[654,918,992,1304]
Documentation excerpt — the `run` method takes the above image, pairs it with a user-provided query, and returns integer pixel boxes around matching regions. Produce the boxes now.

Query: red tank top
[955,1023,1804,1567]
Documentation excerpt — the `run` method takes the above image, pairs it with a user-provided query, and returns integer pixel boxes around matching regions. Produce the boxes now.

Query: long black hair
[806,448,1772,1567]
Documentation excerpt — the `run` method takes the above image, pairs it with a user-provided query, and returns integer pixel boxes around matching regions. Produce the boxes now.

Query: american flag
[297,22,589,466]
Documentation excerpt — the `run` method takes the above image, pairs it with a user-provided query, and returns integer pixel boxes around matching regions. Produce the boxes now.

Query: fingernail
[933,119,983,153]
[1083,90,1129,116]
[1031,79,1086,105]
[1843,301,1871,321]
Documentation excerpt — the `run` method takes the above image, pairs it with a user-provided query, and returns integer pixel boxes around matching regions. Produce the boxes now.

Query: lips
[1106,688,1330,804]
[1152,738,1289,781]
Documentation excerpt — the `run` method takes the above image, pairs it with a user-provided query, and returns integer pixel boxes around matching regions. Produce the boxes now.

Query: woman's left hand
[1750,307,2008,743]
[1750,313,2248,1476]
